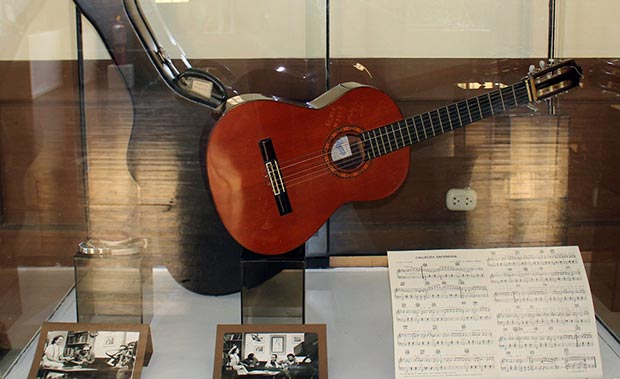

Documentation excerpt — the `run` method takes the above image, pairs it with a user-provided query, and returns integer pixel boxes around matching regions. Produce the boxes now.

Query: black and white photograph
[28,323,151,379]
[214,324,327,379]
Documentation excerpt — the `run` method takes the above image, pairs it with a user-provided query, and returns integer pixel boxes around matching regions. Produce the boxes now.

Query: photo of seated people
[36,330,139,379]
[222,332,319,378]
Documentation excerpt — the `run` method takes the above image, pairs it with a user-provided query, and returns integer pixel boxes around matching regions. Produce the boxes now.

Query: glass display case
[1,0,620,377]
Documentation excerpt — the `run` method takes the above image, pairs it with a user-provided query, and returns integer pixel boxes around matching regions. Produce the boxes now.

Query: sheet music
[388,246,602,379]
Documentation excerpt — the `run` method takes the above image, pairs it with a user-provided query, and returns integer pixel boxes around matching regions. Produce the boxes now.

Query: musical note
[493,288,587,303]
[396,306,492,324]
[397,265,484,280]
[397,331,493,347]
[487,251,577,267]
[398,355,495,374]
[500,355,598,373]
[394,285,488,300]
[498,333,594,349]
[496,309,590,327]
[388,247,603,379]
[489,270,583,284]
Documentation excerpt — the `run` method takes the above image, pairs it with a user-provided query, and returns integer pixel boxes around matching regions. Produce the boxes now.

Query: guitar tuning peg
[539,60,546,69]
[528,64,536,74]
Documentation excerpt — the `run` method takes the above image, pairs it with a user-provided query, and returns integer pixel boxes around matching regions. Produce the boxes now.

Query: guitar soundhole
[326,133,369,177]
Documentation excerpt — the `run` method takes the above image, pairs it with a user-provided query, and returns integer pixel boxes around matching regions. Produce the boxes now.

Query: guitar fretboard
[361,81,530,160]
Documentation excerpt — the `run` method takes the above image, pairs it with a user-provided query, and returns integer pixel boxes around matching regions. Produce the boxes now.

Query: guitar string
[280,102,475,176]
[281,89,531,189]
[275,62,577,174]
[276,93,493,170]
[281,90,529,189]
[283,91,530,189]
[282,113,527,189]
[279,87,529,187]
[277,83,527,177]
[275,63,576,180]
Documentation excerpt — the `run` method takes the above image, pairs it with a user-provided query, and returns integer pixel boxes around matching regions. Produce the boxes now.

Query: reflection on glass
[0,0,86,375]
[242,259,305,325]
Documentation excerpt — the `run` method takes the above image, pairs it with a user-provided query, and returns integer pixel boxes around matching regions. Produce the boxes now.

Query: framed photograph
[27,322,152,379]
[270,335,285,354]
[214,324,327,379]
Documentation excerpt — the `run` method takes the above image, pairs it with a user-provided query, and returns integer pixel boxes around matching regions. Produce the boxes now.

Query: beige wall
[0,0,618,61]
[0,0,76,60]
[557,0,620,57]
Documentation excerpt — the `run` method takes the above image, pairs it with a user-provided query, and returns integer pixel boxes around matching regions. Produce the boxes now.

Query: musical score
[398,356,495,374]
[396,265,484,280]
[492,288,587,303]
[388,247,602,379]
[396,306,492,324]
[496,309,591,327]
[398,331,493,347]
[499,355,598,373]
[486,251,577,267]
[394,285,488,300]
[489,269,583,284]
[497,333,594,349]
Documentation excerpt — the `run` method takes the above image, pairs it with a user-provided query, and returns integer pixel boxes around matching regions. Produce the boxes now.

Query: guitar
[207,60,583,255]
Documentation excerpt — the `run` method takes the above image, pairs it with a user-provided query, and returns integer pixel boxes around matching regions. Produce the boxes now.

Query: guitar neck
[361,80,531,160]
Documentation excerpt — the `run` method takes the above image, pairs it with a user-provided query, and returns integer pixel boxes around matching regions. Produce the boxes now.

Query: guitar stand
[241,247,306,324]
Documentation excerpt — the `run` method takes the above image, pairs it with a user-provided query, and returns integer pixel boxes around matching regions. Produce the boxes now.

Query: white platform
[5,267,620,378]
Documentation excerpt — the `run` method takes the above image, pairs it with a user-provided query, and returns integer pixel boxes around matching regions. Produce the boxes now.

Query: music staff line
[489,270,583,284]
[397,331,493,347]
[498,333,594,349]
[487,252,577,267]
[396,306,491,324]
[493,288,587,303]
[496,309,590,326]
[396,265,484,280]
[398,355,495,374]
[394,285,488,300]
[500,355,597,373]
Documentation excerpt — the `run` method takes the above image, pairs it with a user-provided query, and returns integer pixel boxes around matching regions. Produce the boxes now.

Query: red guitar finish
[207,60,582,255]
[207,84,409,255]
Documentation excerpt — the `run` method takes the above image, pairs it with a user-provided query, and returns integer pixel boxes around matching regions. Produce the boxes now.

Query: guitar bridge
[259,138,292,216]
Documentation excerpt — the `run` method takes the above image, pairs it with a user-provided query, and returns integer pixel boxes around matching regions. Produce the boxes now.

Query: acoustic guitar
[207,60,583,255]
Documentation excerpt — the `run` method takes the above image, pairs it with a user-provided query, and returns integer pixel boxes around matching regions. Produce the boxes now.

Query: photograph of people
[241,352,259,368]
[108,341,137,379]
[220,331,321,379]
[41,335,70,370]
[265,354,283,369]
[72,344,95,366]
[284,353,298,367]
[35,330,141,379]
[227,345,249,375]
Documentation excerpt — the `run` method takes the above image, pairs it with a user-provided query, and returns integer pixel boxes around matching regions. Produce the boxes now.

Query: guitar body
[208,84,410,254]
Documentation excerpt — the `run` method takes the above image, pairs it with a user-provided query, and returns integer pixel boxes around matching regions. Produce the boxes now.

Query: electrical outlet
[446,188,477,211]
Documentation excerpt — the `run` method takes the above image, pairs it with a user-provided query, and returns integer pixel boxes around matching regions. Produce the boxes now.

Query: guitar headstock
[527,59,583,102]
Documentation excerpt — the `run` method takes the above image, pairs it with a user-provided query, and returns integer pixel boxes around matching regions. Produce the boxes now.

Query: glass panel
[327,0,620,341]
[74,238,152,324]
[75,0,327,296]
[1,1,620,375]
[556,0,620,339]
[0,0,86,375]
[141,0,327,97]
[241,257,305,324]
[328,0,553,255]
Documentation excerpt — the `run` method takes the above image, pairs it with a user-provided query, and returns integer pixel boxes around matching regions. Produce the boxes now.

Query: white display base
[5,267,620,378]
